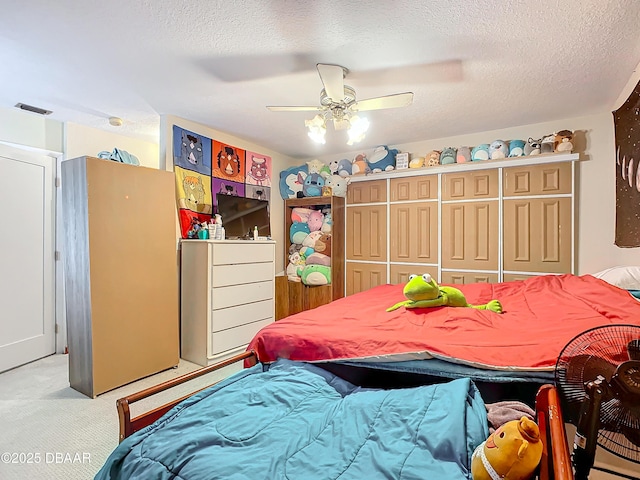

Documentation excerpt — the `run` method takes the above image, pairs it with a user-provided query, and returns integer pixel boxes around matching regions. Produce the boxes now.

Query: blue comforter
[96,360,488,479]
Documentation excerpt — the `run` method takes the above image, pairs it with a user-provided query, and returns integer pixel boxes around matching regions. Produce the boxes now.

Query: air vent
[15,103,52,115]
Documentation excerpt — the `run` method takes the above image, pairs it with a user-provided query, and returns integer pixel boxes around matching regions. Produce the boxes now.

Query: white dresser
[180,239,276,366]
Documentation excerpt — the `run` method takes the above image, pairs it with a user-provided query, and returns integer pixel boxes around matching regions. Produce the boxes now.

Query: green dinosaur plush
[386,274,503,313]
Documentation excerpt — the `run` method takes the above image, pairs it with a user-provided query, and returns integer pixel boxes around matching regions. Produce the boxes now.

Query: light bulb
[347,115,369,145]
[305,114,327,144]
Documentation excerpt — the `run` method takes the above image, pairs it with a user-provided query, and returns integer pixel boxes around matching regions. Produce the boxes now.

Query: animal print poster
[614,80,640,247]
[173,125,271,238]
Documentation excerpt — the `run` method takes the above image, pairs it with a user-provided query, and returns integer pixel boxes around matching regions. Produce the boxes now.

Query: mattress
[95,360,488,480]
[249,274,640,371]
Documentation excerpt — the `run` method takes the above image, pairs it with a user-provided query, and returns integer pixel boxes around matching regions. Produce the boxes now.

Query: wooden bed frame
[116,350,573,480]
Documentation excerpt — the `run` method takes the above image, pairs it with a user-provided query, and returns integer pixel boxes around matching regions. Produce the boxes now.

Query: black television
[215,194,271,239]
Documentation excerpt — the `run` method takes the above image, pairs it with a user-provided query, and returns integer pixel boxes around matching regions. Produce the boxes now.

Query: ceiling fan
[266,63,414,133]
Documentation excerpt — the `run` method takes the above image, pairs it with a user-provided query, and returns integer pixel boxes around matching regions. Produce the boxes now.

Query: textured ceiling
[1,0,640,159]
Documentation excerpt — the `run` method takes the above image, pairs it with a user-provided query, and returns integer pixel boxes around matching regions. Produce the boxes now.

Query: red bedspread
[248,274,640,370]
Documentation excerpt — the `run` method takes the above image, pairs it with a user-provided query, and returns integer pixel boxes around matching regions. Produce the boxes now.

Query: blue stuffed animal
[471,144,491,161]
[279,165,307,199]
[367,145,398,173]
[489,140,509,159]
[508,139,526,157]
[302,173,325,197]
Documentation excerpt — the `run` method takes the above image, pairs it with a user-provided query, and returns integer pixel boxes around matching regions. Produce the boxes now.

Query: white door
[0,144,55,372]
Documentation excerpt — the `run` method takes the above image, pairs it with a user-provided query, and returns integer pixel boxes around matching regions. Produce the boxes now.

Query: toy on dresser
[288,206,332,286]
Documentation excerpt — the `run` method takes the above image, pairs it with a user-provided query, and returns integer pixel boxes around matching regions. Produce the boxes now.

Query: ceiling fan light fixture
[305,114,327,144]
[347,115,369,146]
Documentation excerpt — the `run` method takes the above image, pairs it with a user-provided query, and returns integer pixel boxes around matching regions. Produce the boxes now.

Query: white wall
[0,106,63,153]
[312,112,640,275]
[65,122,159,168]
[160,115,299,273]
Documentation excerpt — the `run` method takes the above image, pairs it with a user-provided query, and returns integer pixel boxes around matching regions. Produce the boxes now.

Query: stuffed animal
[424,150,441,167]
[321,212,332,233]
[386,273,502,312]
[439,147,457,165]
[336,158,353,178]
[328,159,340,175]
[352,154,370,175]
[299,245,314,260]
[524,137,541,156]
[307,159,331,178]
[471,144,491,161]
[290,222,310,244]
[471,417,543,480]
[291,207,314,223]
[325,174,349,197]
[298,264,331,285]
[508,139,526,157]
[554,130,574,153]
[540,134,555,154]
[367,146,398,173]
[305,252,330,266]
[279,165,307,199]
[489,140,509,159]
[307,210,324,232]
[457,146,471,163]
[302,230,323,249]
[409,156,425,168]
[301,173,325,197]
[314,233,331,257]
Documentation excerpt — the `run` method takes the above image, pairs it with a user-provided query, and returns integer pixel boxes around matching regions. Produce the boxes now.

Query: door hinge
[55,177,61,188]
[55,251,61,261]
[55,323,59,334]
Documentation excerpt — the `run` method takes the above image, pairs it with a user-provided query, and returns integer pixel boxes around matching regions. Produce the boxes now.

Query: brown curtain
[614,80,640,247]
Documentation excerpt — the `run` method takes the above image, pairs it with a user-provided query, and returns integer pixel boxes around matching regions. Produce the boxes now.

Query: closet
[345,153,578,295]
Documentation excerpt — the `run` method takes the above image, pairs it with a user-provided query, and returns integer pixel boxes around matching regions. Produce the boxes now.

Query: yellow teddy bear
[471,416,543,480]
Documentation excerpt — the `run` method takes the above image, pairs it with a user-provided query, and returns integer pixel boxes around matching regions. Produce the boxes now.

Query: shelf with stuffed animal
[283,195,345,315]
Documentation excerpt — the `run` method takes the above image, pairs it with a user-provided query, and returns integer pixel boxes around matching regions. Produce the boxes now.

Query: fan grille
[555,324,640,463]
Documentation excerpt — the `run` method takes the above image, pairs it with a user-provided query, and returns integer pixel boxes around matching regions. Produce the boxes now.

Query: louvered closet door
[503,197,571,273]
[441,201,499,271]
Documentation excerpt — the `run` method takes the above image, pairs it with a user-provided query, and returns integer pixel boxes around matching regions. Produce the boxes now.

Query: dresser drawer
[211,280,273,310]
[211,243,274,265]
[211,299,273,332]
[210,318,273,356]
[212,262,273,288]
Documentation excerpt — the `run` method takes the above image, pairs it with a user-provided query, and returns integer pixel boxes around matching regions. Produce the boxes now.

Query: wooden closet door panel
[346,205,387,261]
[390,176,437,201]
[389,203,438,263]
[441,170,498,201]
[441,201,498,270]
[441,271,499,284]
[347,179,387,204]
[389,264,438,285]
[503,162,572,196]
[345,262,387,295]
[503,197,571,273]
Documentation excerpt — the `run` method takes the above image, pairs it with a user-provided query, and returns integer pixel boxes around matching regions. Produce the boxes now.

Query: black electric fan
[555,324,640,479]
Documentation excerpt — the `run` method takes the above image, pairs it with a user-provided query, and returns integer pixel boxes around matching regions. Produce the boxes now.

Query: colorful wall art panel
[245,151,272,187]
[212,141,246,184]
[173,125,211,176]
[173,125,271,239]
[175,166,213,215]
[614,80,640,247]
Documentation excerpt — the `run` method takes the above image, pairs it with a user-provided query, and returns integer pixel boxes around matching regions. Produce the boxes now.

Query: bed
[249,273,640,376]
[99,351,572,480]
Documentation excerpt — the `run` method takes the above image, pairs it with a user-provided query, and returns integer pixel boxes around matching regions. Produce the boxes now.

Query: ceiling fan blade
[352,92,414,112]
[266,105,324,112]
[317,63,346,102]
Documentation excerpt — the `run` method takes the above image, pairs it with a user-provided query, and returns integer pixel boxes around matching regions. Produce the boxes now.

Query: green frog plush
[387,274,503,313]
